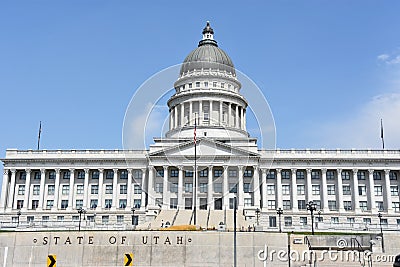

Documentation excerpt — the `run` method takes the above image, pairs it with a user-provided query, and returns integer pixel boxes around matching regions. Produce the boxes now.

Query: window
[297,185,305,195]
[33,185,40,195]
[391,186,399,196]
[120,184,127,194]
[33,171,41,180]
[102,216,109,224]
[326,171,335,180]
[105,185,113,194]
[267,185,275,195]
[363,218,371,224]
[392,202,400,212]
[269,216,277,227]
[156,183,163,193]
[244,183,251,193]
[46,200,53,209]
[204,112,209,121]
[62,185,69,195]
[312,185,320,195]
[77,170,85,179]
[19,171,26,180]
[344,201,352,211]
[398,219,400,226]
[220,82,225,88]
[185,170,194,177]
[341,171,351,180]
[390,171,398,180]
[327,185,335,195]
[62,171,70,179]
[156,169,164,177]
[185,183,193,193]
[42,216,49,222]
[170,183,178,193]
[358,186,367,196]
[170,198,178,209]
[347,217,355,226]
[57,216,64,221]
[343,185,351,195]
[92,171,99,179]
[204,81,208,88]
[119,199,127,209]
[213,81,217,87]
[17,200,23,209]
[282,170,290,179]
[244,198,252,207]
[331,217,339,224]
[133,170,142,179]
[18,185,25,195]
[120,170,128,179]
[214,169,222,177]
[266,170,276,179]
[199,169,208,177]
[374,186,383,196]
[298,200,306,210]
[91,185,99,194]
[283,200,291,210]
[300,217,307,225]
[134,199,141,208]
[105,199,112,209]
[106,170,114,179]
[188,83,192,88]
[284,216,292,226]
[360,201,368,211]
[296,170,305,179]
[214,183,222,193]
[31,200,39,210]
[76,185,84,194]
[229,198,237,209]
[61,200,68,209]
[196,82,200,87]
[373,171,382,180]
[200,183,208,193]
[376,201,384,211]
[244,169,253,177]
[268,200,276,210]
[282,185,290,195]
[90,199,98,209]
[117,215,124,223]
[134,185,142,194]
[170,169,179,177]
[311,170,320,179]
[229,183,237,193]
[229,170,237,177]
[314,200,321,210]
[357,171,366,180]
[76,199,83,209]
[49,171,56,180]
[328,200,337,211]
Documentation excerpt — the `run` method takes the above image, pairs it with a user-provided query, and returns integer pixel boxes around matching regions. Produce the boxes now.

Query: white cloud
[377,54,389,61]
[377,52,400,65]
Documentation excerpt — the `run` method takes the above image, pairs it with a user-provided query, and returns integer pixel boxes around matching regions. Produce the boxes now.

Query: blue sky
[1,0,400,160]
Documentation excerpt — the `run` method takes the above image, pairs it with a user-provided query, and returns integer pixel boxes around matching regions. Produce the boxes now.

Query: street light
[255,208,260,226]
[306,201,317,235]
[276,208,283,233]
[131,207,136,227]
[78,207,86,232]
[17,209,21,227]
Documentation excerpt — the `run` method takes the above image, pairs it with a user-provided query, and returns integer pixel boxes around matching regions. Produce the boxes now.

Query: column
[97,169,104,210]
[38,169,46,210]
[140,168,147,210]
[162,166,169,208]
[223,166,229,208]
[240,107,244,130]
[180,103,185,126]
[83,169,89,209]
[199,100,203,125]
[321,169,329,212]
[219,101,223,125]
[253,166,260,208]
[169,111,172,130]
[174,106,178,128]
[368,169,376,212]
[209,100,213,125]
[112,168,118,210]
[178,166,183,209]
[189,101,193,125]
[23,169,31,210]
[261,169,268,209]
[235,104,239,128]
[127,169,133,209]
[276,169,282,209]
[148,166,155,206]
[228,103,232,127]
[7,170,16,209]
[384,170,392,212]
[67,169,75,211]
[306,168,312,202]
[238,166,244,208]
[337,169,345,212]
[53,169,60,211]
[0,169,9,210]
[352,169,360,212]
[207,166,213,210]
[243,109,246,129]
[291,169,298,211]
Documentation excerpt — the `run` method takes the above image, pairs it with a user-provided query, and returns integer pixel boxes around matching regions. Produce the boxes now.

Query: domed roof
[180,22,236,75]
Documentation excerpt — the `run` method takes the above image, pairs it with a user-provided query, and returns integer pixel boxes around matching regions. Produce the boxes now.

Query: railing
[351,238,372,267]
[304,236,316,267]
[206,208,211,229]
[171,208,179,226]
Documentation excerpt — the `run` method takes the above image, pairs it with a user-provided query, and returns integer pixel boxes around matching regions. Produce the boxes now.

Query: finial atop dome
[202,21,214,36]
[199,21,217,47]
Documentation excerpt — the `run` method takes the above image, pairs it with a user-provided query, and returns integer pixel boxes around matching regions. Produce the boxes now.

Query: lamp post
[78,207,86,232]
[276,207,283,233]
[131,207,136,227]
[378,212,385,252]
[306,201,317,235]
[17,209,21,227]
[255,208,260,226]
[317,210,322,222]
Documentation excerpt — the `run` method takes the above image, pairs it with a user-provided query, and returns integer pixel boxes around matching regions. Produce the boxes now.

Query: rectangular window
[244,169,253,177]
[184,183,193,193]
[269,216,277,227]
[170,198,178,209]
[119,199,127,209]
[268,200,276,210]
[170,183,178,193]
[312,185,320,195]
[155,183,163,193]
[326,170,335,180]
[17,200,23,209]
[196,82,200,87]
[42,216,49,222]
[134,184,142,194]
[185,170,194,177]
[347,217,355,226]
[229,183,237,193]
[49,171,56,180]
[133,170,142,179]
[102,216,109,224]
[376,201,384,211]
[244,183,251,193]
[373,171,382,180]
[170,169,179,177]
[76,185,84,194]
[266,170,276,179]
[120,170,128,179]
[359,201,368,211]
[188,83,192,88]
[204,81,208,88]
[214,169,222,177]
[283,200,291,210]
[200,183,208,193]
[19,171,26,180]
[134,199,141,208]
[91,185,99,194]
[62,171,70,179]
[244,198,252,207]
[214,183,222,193]
[199,169,208,177]
[156,169,164,177]
[229,198,237,209]
[267,185,275,195]
[327,185,335,195]
[296,170,305,179]
[297,185,305,195]
[90,199,98,209]
[374,186,383,196]
[341,171,351,180]
[314,200,321,210]
[344,201,352,211]
[363,218,371,224]
[328,200,337,211]
[220,82,225,88]
[213,81,217,87]
[31,200,39,209]
[311,170,320,179]
[18,185,25,195]
[33,171,41,180]
[390,171,398,180]
[343,185,351,195]
[120,184,127,194]
[61,200,68,209]
[282,170,290,179]
[62,185,69,195]
[284,216,292,226]
[229,170,237,177]
[298,200,306,210]
[282,185,290,195]
[391,186,399,196]
[358,186,367,196]
[57,216,64,221]
[331,217,339,224]
[75,199,83,209]
[46,200,53,209]
[91,170,99,179]
[117,215,124,223]
[392,202,400,212]
[104,185,112,194]
[357,171,366,180]
[77,170,85,179]
[105,170,114,179]
[300,217,307,225]
[105,199,112,209]
[33,185,40,195]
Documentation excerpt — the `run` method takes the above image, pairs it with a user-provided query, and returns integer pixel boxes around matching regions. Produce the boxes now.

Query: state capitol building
[1,22,400,232]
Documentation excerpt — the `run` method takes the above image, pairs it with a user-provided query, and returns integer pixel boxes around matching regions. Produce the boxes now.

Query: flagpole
[193,113,197,225]
[37,121,42,150]
[381,119,385,150]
